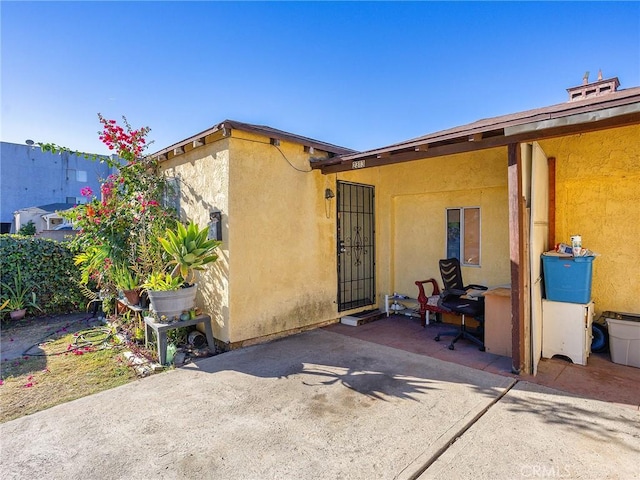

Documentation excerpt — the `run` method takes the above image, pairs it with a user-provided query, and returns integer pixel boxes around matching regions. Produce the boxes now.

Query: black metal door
[337,181,375,312]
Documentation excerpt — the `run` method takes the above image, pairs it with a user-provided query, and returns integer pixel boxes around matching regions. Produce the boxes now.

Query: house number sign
[352,160,366,169]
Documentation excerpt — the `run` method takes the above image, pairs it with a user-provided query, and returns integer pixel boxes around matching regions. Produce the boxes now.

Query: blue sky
[2,1,639,155]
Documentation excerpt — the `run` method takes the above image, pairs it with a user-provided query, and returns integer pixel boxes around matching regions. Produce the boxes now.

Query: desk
[144,314,215,365]
[484,287,512,357]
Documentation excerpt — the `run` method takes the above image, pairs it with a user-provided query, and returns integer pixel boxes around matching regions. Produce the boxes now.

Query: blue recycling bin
[541,255,595,304]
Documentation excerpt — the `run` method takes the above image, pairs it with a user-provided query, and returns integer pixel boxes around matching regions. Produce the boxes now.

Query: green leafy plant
[0,266,42,315]
[17,221,36,236]
[158,221,221,284]
[111,264,140,291]
[141,272,184,291]
[74,246,110,286]
[0,235,84,314]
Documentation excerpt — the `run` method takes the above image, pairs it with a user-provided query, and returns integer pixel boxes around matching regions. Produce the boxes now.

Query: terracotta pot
[123,289,141,307]
[116,300,128,315]
[10,309,26,321]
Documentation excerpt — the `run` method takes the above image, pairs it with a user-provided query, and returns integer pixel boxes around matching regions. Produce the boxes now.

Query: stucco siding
[227,131,337,343]
[338,147,511,305]
[160,139,231,342]
[155,120,638,348]
[539,124,640,315]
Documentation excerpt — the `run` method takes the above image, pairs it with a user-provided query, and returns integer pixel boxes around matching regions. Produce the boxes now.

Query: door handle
[338,240,346,253]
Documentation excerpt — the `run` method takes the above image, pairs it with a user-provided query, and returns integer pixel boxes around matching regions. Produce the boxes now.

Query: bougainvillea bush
[41,115,178,310]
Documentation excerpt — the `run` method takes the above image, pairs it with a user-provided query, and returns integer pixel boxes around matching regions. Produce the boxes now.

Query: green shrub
[0,235,85,316]
[17,221,36,236]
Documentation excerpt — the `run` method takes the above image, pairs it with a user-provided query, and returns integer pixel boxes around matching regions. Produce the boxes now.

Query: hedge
[0,235,86,316]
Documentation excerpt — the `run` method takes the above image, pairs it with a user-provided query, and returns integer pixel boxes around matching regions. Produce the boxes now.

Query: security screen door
[336,181,375,312]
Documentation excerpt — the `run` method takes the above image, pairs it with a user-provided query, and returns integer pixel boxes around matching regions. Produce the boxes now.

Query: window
[446,207,481,266]
[76,170,87,182]
[163,177,181,218]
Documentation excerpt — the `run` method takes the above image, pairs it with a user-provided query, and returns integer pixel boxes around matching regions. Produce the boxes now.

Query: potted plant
[158,220,221,284]
[0,267,42,321]
[112,264,142,307]
[143,221,220,322]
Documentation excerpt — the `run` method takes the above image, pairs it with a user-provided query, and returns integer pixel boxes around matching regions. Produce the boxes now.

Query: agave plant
[0,266,42,315]
[158,221,221,284]
[111,264,140,291]
[141,272,184,292]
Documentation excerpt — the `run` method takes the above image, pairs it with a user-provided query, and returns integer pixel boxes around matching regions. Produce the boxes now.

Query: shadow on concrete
[191,328,515,405]
[189,328,638,449]
[502,382,640,455]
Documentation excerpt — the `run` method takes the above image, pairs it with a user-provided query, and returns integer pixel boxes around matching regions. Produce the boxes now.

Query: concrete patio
[326,315,640,410]
[1,326,638,479]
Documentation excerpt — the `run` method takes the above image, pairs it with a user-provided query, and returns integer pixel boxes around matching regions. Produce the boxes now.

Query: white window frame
[445,207,481,267]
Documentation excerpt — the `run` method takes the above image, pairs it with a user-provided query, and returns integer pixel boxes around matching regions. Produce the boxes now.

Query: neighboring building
[13,203,75,235]
[153,73,639,376]
[0,141,114,233]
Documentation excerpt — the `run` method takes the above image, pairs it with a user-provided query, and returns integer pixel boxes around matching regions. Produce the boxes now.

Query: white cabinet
[542,299,594,366]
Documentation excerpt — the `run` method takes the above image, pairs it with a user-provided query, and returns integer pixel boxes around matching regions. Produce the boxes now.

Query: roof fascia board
[153,124,228,158]
[342,91,640,161]
[316,108,640,174]
[225,120,355,155]
[152,120,354,160]
[504,103,640,136]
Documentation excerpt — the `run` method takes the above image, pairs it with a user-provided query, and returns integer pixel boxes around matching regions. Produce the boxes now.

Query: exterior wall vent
[567,70,620,102]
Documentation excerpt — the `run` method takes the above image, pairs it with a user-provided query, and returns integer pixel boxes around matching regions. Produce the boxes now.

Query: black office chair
[434,258,488,351]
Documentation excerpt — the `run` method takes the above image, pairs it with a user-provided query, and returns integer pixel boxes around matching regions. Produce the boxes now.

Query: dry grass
[0,328,138,423]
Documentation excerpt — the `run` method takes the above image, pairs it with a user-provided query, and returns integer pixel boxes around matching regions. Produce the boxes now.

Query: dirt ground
[1,313,106,362]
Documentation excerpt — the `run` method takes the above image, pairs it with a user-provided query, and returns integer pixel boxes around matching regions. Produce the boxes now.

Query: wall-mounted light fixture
[324,188,335,219]
[209,209,223,242]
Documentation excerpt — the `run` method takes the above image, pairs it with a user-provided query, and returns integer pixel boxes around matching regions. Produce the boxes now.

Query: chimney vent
[567,70,620,102]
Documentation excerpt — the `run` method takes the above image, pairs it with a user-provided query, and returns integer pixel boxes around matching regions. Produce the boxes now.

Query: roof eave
[312,89,640,173]
[151,120,355,161]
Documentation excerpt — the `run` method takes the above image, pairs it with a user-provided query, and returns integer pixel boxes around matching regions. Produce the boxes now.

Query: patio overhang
[311,87,640,174]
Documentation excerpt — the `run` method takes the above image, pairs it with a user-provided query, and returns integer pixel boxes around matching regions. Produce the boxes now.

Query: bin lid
[601,311,640,323]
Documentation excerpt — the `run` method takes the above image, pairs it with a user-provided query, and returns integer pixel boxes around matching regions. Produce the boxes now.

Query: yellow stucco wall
[162,130,340,345]
[539,124,640,315]
[160,135,232,341]
[338,147,512,306]
[226,131,338,343]
[158,121,638,346]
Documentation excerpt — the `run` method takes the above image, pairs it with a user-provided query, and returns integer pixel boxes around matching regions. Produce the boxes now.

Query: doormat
[340,309,383,326]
